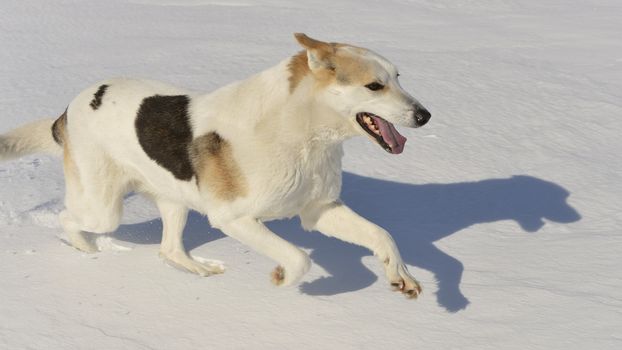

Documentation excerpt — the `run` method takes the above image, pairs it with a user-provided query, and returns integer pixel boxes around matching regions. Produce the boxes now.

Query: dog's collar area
[356,112,407,154]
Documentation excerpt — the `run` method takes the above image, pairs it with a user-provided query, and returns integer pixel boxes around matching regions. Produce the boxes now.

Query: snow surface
[1,0,621,349]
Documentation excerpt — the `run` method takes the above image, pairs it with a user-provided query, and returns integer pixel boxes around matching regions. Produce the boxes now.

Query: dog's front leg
[221,217,311,286]
[301,201,421,298]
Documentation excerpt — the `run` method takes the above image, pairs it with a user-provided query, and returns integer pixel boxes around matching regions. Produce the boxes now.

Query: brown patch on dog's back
[190,132,247,201]
[51,109,68,145]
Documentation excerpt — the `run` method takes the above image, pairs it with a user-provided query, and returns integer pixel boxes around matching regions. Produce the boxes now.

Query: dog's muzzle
[413,104,431,127]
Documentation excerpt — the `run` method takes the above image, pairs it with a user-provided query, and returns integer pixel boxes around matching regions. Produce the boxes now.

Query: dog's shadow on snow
[113,173,580,312]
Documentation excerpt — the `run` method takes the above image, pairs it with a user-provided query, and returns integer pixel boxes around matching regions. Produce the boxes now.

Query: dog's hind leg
[58,139,97,252]
[156,199,224,276]
[220,217,311,286]
[60,211,99,253]
[59,140,125,253]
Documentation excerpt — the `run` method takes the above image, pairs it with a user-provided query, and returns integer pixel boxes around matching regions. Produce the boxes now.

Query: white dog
[1,34,430,298]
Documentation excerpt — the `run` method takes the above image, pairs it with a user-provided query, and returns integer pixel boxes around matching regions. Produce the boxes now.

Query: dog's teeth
[361,114,381,135]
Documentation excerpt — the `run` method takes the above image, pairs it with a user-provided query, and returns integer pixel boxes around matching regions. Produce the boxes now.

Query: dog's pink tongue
[371,115,407,154]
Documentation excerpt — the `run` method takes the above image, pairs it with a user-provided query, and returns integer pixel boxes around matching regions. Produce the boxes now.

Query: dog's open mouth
[356,112,407,154]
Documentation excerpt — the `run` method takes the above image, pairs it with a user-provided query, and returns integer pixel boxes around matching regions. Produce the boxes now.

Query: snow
[1,0,621,349]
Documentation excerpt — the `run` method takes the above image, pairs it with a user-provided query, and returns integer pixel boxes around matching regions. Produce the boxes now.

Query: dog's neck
[266,58,359,144]
[195,57,358,147]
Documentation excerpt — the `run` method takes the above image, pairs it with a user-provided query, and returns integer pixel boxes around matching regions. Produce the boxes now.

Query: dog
[0,33,431,298]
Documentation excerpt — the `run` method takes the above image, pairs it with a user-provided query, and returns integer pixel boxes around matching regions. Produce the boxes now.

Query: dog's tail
[0,114,64,161]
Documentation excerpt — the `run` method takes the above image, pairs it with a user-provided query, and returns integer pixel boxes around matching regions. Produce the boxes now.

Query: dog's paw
[60,211,100,253]
[270,253,311,286]
[161,251,225,277]
[390,264,422,299]
[65,237,99,254]
[62,234,99,254]
[271,266,285,286]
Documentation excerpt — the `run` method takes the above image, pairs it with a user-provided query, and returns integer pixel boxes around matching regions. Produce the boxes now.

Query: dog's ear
[294,33,335,73]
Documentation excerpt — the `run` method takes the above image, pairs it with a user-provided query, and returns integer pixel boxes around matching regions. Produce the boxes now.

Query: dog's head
[291,33,431,154]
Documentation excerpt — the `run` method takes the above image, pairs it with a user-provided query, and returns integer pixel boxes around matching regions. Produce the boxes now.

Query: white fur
[0,36,426,296]
[0,118,61,161]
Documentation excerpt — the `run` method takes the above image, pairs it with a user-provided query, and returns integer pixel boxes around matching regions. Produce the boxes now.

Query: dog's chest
[255,143,343,219]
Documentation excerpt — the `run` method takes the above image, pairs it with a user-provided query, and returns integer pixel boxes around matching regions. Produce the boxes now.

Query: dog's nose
[414,105,431,127]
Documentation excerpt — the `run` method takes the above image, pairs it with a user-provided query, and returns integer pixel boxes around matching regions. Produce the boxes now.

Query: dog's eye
[396,73,400,77]
[365,82,385,91]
